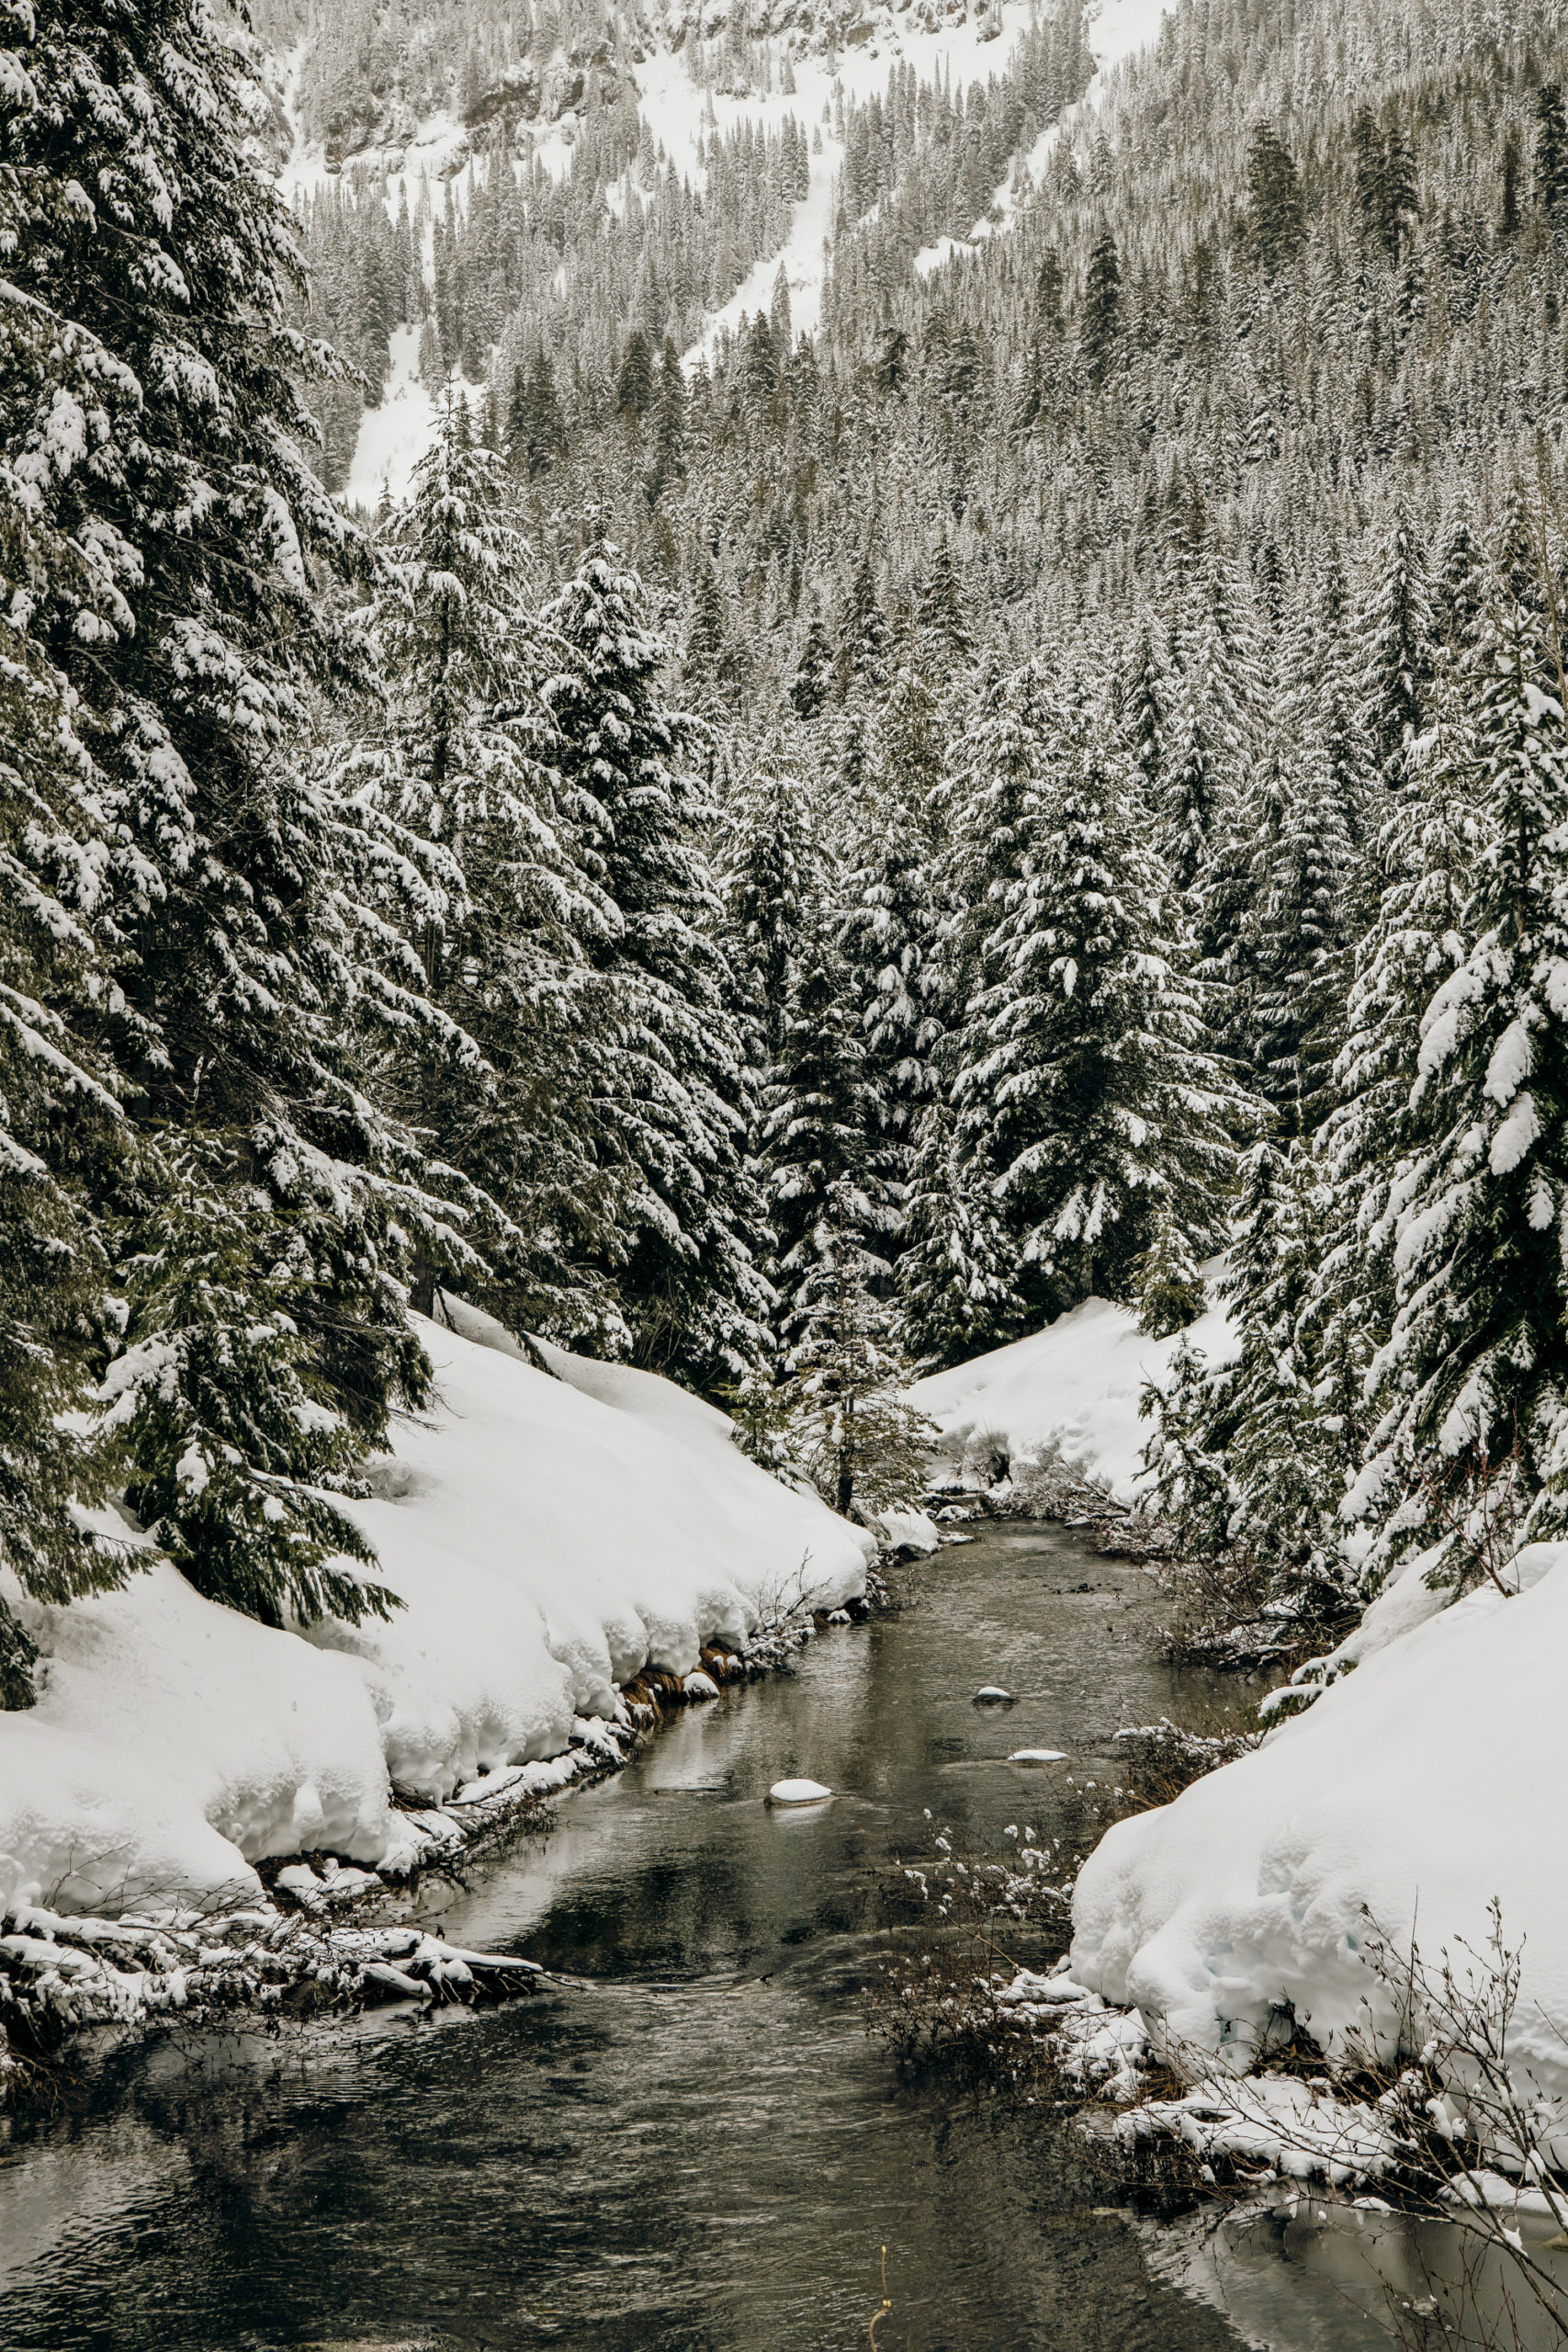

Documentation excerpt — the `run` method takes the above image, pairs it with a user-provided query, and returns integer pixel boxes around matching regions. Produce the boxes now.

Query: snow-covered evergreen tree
[721,736,820,1063]
[897,1099,1018,1367]
[781,1177,933,1520]
[955,671,1244,1315]
[544,544,770,1386]
[15,0,478,1632]
[0,606,130,1697]
[352,403,624,1344]
[761,910,893,1338]
[1350,573,1568,1585]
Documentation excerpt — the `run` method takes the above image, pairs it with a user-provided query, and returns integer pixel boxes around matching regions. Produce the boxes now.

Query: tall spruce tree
[14,0,484,1635]
[543,545,770,1387]
[353,404,624,1344]
[1353,573,1568,1583]
[954,670,1243,1315]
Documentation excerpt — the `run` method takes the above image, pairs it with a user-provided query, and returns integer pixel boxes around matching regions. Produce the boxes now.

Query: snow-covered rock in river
[0,1313,871,1919]
[1071,1544,1568,2097]
[910,1283,1235,1505]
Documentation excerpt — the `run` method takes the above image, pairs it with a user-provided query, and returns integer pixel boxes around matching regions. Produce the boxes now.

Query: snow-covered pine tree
[543,543,770,1387]
[761,908,894,1339]
[721,734,821,1065]
[353,401,625,1346]
[1359,505,1436,793]
[1160,592,1246,899]
[1143,1136,1359,1656]
[1350,560,1568,1586]
[1123,619,1168,810]
[781,1176,934,1521]
[0,545,133,1697]
[956,668,1243,1316]
[1248,729,1354,1136]
[908,657,1061,1349]
[897,1097,1018,1368]
[839,673,946,1217]
[15,0,480,1631]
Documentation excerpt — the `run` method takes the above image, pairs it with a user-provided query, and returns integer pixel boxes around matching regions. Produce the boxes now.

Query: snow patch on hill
[912,0,1173,267]
[668,0,1041,358]
[910,1281,1235,1504]
[0,1315,870,1919]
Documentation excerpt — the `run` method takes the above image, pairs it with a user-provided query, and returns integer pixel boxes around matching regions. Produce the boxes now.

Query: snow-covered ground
[910,1281,1235,1504]
[0,1309,870,1921]
[343,325,491,509]
[1072,1540,1568,2100]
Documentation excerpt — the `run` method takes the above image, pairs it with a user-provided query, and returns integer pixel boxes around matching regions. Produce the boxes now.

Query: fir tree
[1080,228,1122,388]
[543,545,770,1386]
[17,0,474,1632]
[1535,82,1568,216]
[723,741,819,1062]
[1355,578,1568,1582]
[1359,507,1435,791]
[615,329,654,420]
[0,600,131,1699]
[781,1176,934,1521]
[762,901,886,1309]
[354,403,623,1343]
[898,1099,1018,1368]
[1245,121,1305,275]
[956,673,1242,1313]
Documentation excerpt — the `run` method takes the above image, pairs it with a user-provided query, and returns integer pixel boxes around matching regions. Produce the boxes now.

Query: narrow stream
[0,1526,1412,2350]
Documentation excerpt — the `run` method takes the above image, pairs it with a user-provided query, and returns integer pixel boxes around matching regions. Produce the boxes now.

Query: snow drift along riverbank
[0,1309,872,1920]
[1071,1541,1568,2101]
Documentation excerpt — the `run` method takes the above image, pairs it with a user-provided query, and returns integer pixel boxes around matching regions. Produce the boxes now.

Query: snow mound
[910,1286,1235,1504]
[1071,1547,1568,2094]
[768,1778,832,1804]
[0,1314,870,1918]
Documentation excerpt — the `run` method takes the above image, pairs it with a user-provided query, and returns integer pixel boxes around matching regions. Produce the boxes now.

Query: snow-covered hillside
[911,1282,1235,1503]
[0,1314,870,1920]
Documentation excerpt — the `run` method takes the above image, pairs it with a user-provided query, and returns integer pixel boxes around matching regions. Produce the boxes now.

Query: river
[0,1524,1432,2349]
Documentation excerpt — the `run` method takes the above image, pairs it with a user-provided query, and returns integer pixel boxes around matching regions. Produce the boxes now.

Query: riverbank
[0,1589,889,2101]
[0,1301,899,2095]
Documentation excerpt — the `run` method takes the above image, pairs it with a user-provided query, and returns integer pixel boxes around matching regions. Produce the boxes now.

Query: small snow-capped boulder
[974,1686,1014,1705]
[767,1778,832,1805]
[1008,1748,1067,1765]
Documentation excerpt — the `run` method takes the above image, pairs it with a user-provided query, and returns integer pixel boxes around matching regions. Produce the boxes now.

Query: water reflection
[0,1526,1481,2350]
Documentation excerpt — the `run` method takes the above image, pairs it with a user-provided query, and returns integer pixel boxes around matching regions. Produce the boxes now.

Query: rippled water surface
[0,1526,1402,2351]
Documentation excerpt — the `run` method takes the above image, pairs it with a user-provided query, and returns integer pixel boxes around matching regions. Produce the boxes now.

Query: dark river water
[0,1525,1414,2351]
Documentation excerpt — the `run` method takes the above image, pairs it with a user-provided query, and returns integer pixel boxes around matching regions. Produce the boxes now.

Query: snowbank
[0,1313,869,1919]
[910,1287,1235,1504]
[1071,1545,1568,2096]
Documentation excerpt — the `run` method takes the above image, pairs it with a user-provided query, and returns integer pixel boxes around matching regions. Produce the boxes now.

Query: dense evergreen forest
[6,0,1568,1703]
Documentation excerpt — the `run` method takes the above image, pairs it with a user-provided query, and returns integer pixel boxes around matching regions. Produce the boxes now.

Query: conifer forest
[18,0,1568,2336]
[12,0,1568,1688]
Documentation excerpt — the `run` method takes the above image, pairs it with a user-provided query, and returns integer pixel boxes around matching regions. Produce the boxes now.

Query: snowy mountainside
[0,1316,870,1918]
[265,0,1166,496]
